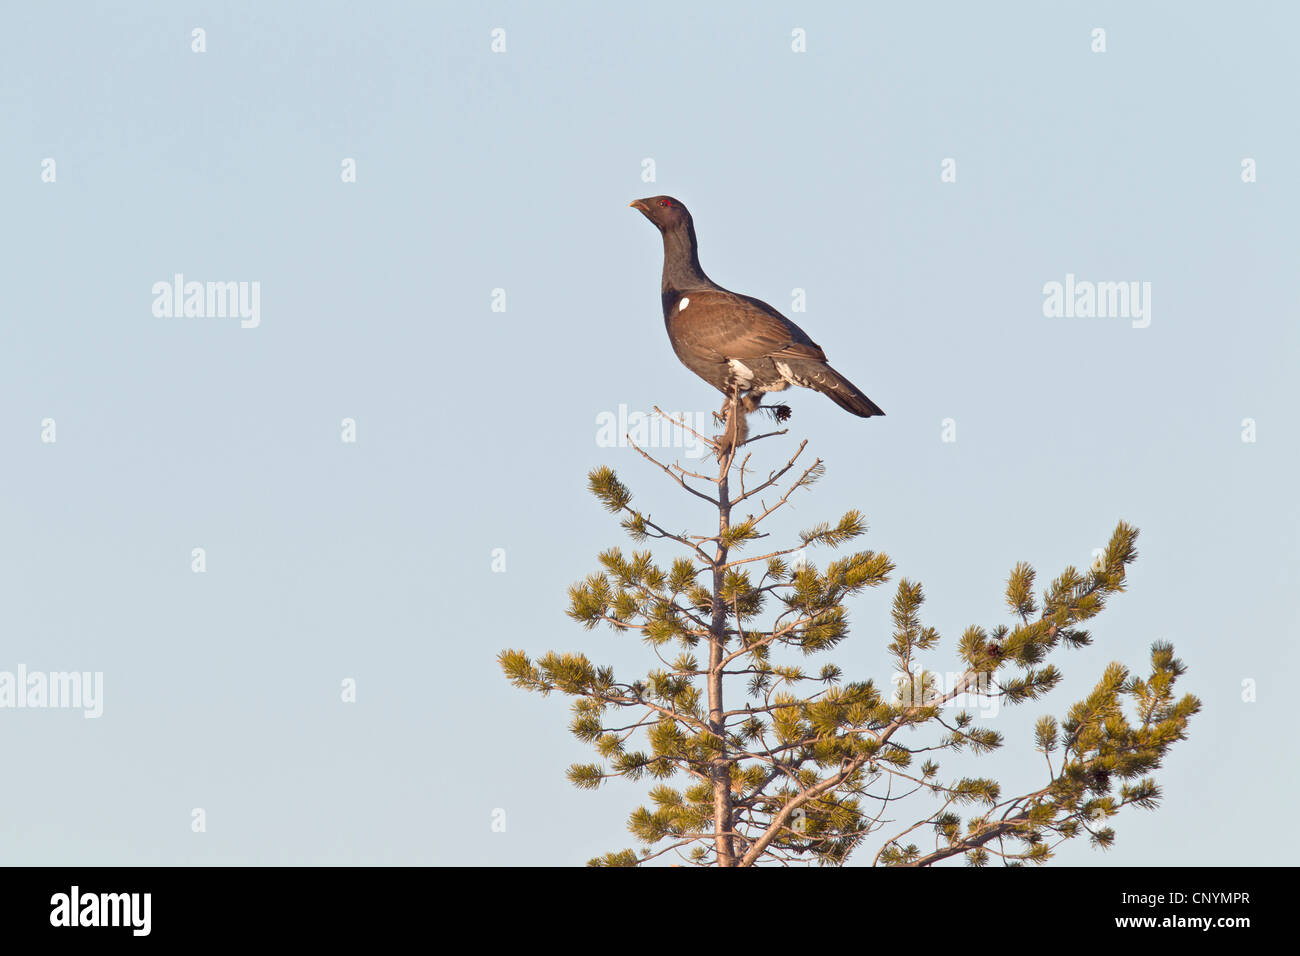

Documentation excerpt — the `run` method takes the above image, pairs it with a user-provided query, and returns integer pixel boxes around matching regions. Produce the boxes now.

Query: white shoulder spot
[679,297,690,311]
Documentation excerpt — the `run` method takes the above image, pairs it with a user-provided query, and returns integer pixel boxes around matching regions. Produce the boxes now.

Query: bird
[630,195,883,453]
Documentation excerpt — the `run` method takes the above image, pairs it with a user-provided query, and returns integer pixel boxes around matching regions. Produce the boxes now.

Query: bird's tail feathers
[785,360,884,418]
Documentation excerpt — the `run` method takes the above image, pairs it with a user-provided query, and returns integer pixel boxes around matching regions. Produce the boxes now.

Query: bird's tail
[785,360,885,418]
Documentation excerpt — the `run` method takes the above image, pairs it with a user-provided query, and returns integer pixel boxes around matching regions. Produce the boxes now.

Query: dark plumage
[630,196,884,427]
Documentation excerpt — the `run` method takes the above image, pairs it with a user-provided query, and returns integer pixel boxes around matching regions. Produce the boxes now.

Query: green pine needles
[499,405,1200,866]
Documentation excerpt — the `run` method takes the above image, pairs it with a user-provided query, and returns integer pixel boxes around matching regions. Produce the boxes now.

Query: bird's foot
[709,393,753,461]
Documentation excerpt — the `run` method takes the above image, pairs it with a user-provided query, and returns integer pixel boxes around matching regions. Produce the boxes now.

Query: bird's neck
[660,223,713,295]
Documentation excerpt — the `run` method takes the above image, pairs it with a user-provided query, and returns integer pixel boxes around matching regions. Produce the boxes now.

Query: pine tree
[499,404,1200,866]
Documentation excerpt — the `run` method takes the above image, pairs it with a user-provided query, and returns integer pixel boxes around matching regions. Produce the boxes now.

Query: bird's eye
[658,199,671,207]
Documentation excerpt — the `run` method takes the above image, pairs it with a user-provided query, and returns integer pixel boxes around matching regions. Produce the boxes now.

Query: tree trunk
[710,416,736,866]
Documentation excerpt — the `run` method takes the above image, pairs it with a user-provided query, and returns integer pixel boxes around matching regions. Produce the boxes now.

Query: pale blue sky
[1,2,1295,865]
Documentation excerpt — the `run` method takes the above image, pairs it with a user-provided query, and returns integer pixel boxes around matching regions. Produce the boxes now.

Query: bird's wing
[667,290,828,363]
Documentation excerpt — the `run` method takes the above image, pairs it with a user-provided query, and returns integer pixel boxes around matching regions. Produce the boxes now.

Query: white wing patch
[727,358,754,385]
[774,360,797,385]
[679,297,690,311]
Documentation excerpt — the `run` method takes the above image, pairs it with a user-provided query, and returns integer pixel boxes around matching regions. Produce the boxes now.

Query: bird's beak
[629,199,649,213]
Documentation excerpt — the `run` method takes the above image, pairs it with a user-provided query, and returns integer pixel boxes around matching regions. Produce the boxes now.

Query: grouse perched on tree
[630,196,883,452]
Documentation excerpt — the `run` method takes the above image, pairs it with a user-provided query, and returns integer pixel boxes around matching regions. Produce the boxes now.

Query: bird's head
[629,195,692,232]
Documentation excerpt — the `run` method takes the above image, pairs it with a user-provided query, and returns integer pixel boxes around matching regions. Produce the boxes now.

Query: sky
[1,1,1295,866]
